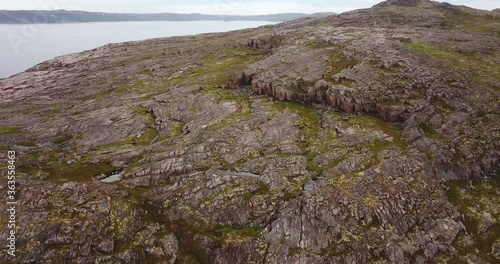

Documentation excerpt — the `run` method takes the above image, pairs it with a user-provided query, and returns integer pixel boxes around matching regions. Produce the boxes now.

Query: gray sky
[0,0,498,14]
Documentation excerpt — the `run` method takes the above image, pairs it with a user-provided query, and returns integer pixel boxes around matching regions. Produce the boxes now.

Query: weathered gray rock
[0,1,498,263]
[493,241,500,260]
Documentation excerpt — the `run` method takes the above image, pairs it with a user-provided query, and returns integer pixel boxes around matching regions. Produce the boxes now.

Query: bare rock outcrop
[0,1,498,263]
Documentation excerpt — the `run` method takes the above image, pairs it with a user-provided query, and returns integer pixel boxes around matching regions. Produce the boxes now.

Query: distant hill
[0,10,335,23]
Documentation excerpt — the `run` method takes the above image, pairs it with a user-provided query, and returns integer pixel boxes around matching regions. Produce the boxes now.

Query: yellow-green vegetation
[25,150,43,161]
[286,86,309,95]
[430,98,456,117]
[329,173,359,186]
[324,50,359,84]
[363,194,382,208]
[94,106,158,150]
[273,101,329,173]
[320,245,351,258]
[172,47,265,87]
[305,38,334,49]
[132,79,170,95]
[276,101,321,135]
[444,9,500,35]
[405,42,464,58]
[16,138,36,146]
[203,184,241,203]
[78,79,131,102]
[158,120,184,141]
[110,200,139,239]
[133,106,155,125]
[241,182,270,201]
[404,42,500,91]
[203,87,251,113]
[271,101,344,175]
[340,230,361,243]
[31,160,117,183]
[379,5,499,35]
[0,126,23,134]
[202,48,264,86]
[348,115,407,149]
[282,188,303,201]
[214,226,261,244]
[112,83,133,94]
[52,134,75,145]
[96,86,128,102]
[420,123,447,143]
[371,259,389,264]
[445,178,500,263]
[204,87,252,129]
[255,127,264,139]
[130,128,159,145]
[282,176,307,201]
[176,254,200,264]
[20,102,62,117]
[94,127,158,151]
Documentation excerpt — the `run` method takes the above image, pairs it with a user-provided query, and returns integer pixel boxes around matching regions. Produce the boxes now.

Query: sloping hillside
[0,0,498,263]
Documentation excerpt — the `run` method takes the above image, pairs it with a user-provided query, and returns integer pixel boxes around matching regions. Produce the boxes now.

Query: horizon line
[0,9,337,16]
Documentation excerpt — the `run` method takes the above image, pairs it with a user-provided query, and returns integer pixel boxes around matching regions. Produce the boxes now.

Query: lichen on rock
[0,0,499,263]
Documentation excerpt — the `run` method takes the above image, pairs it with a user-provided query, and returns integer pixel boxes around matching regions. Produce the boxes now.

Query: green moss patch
[404,42,500,91]
[214,226,261,244]
[445,179,500,262]
[0,126,23,134]
[94,127,159,151]
[36,161,118,184]
[443,10,500,35]
[348,115,407,149]
[324,50,359,83]
[203,184,240,203]
[132,106,155,125]
[93,107,159,150]
[420,123,447,143]
[203,87,252,130]
[241,182,270,201]
[52,135,75,145]
[405,42,463,58]
[276,101,321,135]
[274,101,329,173]
[171,47,265,87]
[158,120,184,142]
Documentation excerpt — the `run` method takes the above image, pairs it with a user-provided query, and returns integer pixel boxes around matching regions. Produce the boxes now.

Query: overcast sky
[0,0,498,14]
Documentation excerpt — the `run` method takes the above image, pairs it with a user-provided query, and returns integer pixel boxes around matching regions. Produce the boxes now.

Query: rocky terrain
[0,0,498,263]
